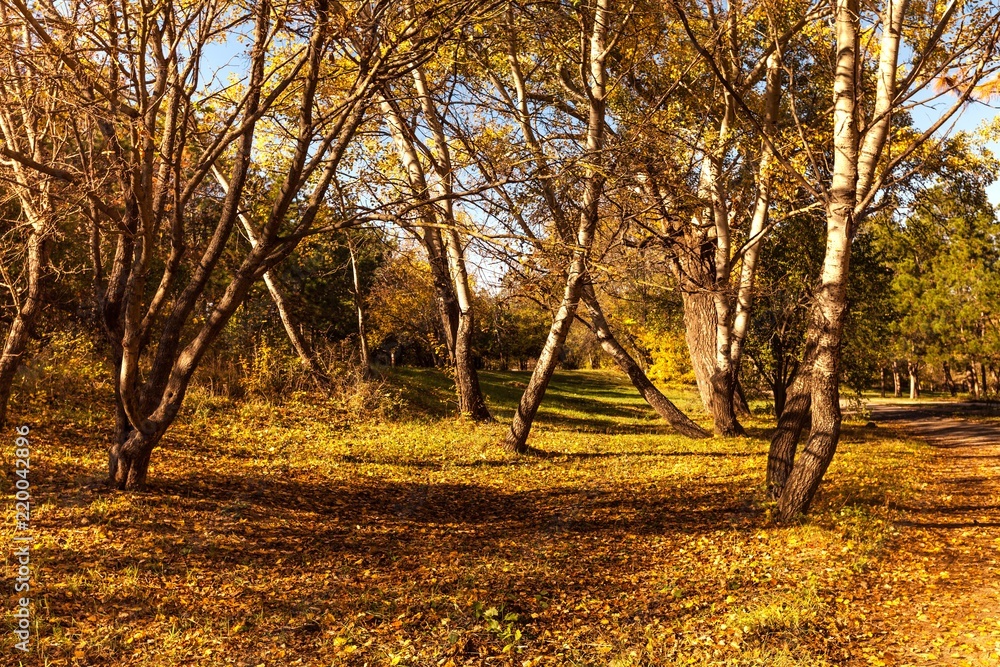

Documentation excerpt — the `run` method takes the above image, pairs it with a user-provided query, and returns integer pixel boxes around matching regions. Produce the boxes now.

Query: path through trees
[869,402,1000,664]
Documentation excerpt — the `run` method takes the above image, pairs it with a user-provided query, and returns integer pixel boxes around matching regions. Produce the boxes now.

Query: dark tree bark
[734,379,752,418]
[942,361,955,396]
[773,381,788,419]
[682,291,744,436]
[967,363,980,398]
[765,340,815,498]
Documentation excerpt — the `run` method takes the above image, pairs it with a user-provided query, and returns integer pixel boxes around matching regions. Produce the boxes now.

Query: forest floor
[2,365,999,666]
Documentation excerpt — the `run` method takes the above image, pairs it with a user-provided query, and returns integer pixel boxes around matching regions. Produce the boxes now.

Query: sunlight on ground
[0,368,948,666]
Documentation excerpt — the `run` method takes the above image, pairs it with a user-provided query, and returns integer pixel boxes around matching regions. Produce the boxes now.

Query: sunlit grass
[1,365,928,666]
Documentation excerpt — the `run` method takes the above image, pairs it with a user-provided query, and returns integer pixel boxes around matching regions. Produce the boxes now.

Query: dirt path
[868,402,1000,666]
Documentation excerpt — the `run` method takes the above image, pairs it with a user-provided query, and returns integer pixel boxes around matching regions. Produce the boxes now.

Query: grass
[1,364,930,666]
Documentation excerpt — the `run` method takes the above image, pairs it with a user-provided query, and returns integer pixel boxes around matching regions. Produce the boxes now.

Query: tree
[887,174,1000,399]
[377,60,493,421]
[467,2,708,441]
[657,0,818,436]
[759,0,1000,519]
[2,0,484,489]
[492,0,613,453]
[0,5,69,426]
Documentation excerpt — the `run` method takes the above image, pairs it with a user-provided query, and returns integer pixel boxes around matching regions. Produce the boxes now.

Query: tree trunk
[766,342,814,498]
[892,360,902,397]
[769,333,789,418]
[108,427,162,491]
[0,228,46,427]
[729,49,781,423]
[773,0,879,521]
[734,379,751,418]
[264,271,327,379]
[454,309,492,421]
[908,362,919,399]
[502,264,586,453]
[880,366,887,397]
[348,239,371,376]
[968,363,980,398]
[380,91,490,420]
[942,361,955,396]
[682,291,744,436]
[580,284,709,438]
[410,64,493,423]
[773,379,788,419]
[501,0,608,453]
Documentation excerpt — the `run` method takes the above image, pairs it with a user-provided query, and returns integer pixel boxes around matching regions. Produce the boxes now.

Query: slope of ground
[0,368,953,666]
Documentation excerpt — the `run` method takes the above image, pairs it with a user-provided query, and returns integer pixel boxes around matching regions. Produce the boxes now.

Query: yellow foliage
[634,326,696,385]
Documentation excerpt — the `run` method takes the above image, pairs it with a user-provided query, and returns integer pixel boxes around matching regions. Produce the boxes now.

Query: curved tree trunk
[773,0,878,522]
[0,37,54,428]
[733,378,752,418]
[765,349,813,498]
[500,0,609,453]
[580,284,709,439]
[264,270,327,379]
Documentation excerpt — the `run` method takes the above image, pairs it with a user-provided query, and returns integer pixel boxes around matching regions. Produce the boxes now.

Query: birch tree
[486,0,614,453]
[470,3,709,440]
[706,0,1000,519]
[378,63,493,421]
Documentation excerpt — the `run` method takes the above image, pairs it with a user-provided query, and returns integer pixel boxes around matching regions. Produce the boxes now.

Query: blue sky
[911,97,1000,207]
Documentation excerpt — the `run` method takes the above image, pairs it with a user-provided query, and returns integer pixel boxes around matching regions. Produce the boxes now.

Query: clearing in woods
[4,370,1000,666]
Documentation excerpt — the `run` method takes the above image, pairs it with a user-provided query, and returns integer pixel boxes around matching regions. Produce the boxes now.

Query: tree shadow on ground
[387,367,708,434]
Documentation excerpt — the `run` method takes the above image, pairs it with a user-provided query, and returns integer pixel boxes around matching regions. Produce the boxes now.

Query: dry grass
[1,359,929,666]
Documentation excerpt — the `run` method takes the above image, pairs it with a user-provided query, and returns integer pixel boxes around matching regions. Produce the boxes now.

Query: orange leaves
[12,368,1000,665]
